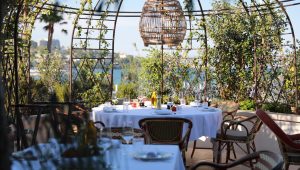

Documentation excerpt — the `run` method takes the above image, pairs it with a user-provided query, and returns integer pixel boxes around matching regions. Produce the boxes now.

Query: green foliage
[239,99,255,110]
[262,103,291,114]
[206,1,254,101]
[78,72,111,108]
[119,55,142,83]
[54,83,69,102]
[37,50,66,92]
[30,79,49,102]
[116,83,138,99]
[139,48,162,93]
[204,0,286,103]
[80,82,106,108]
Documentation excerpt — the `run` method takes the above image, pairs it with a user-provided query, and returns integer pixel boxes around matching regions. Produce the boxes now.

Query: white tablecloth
[92,105,222,141]
[11,140,185,170]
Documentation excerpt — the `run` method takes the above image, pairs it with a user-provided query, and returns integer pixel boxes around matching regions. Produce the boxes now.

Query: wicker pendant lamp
[139,0,187,47]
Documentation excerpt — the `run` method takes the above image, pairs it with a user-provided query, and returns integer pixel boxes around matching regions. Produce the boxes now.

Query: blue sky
[31,0,300,56]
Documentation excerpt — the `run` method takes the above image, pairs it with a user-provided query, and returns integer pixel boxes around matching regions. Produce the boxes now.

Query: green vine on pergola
[0,0,298,111]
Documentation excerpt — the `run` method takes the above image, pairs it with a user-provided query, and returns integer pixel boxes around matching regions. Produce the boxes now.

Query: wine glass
[122,121,134,144]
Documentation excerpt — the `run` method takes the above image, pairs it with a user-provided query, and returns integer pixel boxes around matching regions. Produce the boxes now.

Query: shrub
[261,102,291,114]
[239,99,255,110]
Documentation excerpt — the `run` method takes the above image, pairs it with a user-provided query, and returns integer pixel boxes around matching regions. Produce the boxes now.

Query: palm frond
[96,0,121,12]
[61,29,68,34]
[59,21,68,25]
[43,25,50,31]
[183,0,194,12]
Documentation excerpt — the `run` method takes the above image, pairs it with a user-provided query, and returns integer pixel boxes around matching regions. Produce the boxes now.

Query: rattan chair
[139,117,193,163]
[256,109,300,170]
[190,150,283,170]
[217,101,240,120]
[191,101,240,158]
[212,114,262,165]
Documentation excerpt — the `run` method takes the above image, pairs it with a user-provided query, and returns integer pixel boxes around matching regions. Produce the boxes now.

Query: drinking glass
[179,92,185,105]
[122,121,134,144]
[123,98,130,112]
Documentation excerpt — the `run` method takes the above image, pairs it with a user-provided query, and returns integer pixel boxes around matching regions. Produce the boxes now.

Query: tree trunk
[47,24,54,53]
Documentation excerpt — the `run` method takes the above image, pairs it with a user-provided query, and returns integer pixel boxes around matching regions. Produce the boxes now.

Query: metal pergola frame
[0,0,299,149]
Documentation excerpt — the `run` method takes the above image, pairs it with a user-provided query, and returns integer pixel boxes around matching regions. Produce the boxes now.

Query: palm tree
[40,2,67,53]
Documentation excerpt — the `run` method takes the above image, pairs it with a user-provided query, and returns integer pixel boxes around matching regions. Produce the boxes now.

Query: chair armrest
[94,121,105,128]
[288,133,300,140]
[223,114,234,121]
[190,152,261,170]
[222,109,238,115]
[189,161,228,170]
[220,116,257,136]
[221,120,250,137]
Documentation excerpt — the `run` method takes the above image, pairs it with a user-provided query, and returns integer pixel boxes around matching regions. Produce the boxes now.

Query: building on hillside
[30,40,38,48]
[119,53,127,59]
[39,39,61,50]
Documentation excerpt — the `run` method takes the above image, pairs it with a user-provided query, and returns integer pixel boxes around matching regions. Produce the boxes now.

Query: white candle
[115,84,118,92]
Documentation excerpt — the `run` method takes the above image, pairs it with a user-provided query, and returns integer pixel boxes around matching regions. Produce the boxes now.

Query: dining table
[91,104,223,141]
[11,138,185,170]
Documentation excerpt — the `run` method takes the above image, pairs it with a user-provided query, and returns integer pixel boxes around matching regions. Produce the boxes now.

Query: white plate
[103,107,117,113]
[201,108,215,112]
[132,151,173,161]
[154,110,173,115]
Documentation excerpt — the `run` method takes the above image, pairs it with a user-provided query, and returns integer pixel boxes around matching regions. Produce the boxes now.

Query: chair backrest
[217,101,239,120]
[139,117,192,150]
[249,115,263,139]
[256,109,300,149]
[190,150,283,170]
[218,101,240,113]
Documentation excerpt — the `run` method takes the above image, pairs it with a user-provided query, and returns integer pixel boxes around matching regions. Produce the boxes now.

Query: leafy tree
[120,55,142,83]
[37,50,66,93]
[39,2,67,53]
[205,0,286,103]
[116,83,138,99]
[139,48,163,94]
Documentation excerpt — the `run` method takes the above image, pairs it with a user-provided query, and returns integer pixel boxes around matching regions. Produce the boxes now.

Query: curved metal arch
[1,4,18,111]
[18,0,50,103]
[1,0,50,109]
[2,0,296,109]
[272,0,298,108]
[254,0,295,106]
[194,0,209,100]
[247,0,277,106]
[70,0,116,103]
[69,0,89,101]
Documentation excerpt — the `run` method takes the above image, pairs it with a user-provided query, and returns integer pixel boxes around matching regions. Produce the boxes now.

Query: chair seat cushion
[216,129,249,142]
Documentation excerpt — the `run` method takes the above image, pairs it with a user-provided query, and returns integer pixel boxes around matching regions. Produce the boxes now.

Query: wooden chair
[256,109,300,170]
[190,150,283,170]
[212,114,262,165]
[139,117,193,163]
